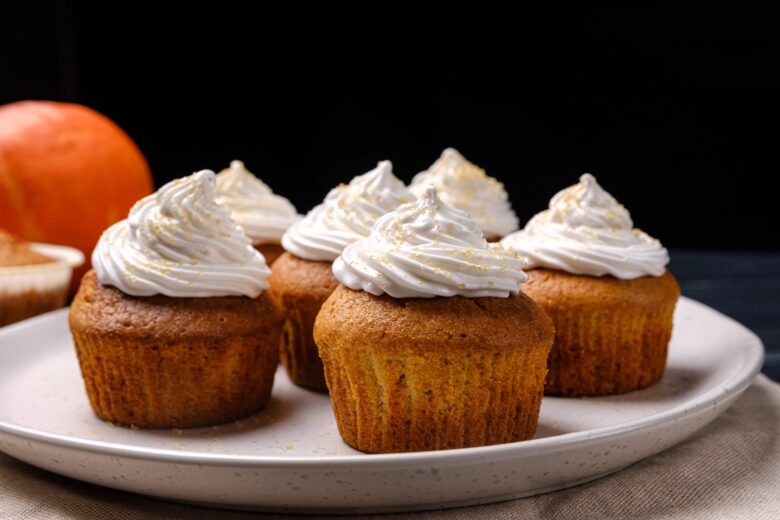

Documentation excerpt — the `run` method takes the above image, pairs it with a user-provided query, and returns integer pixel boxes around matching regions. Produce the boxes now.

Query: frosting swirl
[93,170,271,298]
[410,148,519,239]
[501,174,669,279]
[281,160,414,261]
[215,160,301,245]
[333,186,528,298]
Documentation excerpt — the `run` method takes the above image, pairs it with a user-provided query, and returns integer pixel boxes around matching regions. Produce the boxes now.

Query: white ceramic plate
[0,297,764,514]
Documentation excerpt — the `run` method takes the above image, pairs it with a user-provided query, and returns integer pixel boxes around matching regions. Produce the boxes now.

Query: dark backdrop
[1,5,777,250]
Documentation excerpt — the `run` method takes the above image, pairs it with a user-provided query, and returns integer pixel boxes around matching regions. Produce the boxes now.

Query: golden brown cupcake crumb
[268,252,339,392]
[314,285,554,453]
[254,243,285,266]
[69,270,283,428]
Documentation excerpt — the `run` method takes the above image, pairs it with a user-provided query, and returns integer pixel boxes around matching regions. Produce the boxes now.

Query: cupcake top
[281,160,414,262]
[409,148,519,239]
[0,230,53,267]
[501,174,669,279]
[215,160,301,245]
[333,186,528,298]
[93,170,271,298]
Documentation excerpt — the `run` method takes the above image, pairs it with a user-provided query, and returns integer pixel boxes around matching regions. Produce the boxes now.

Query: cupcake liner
[522,269,680,397]
[278,299,329,392]
[543,305,673,396]
[71,330,278,429]
[321,343,549,453]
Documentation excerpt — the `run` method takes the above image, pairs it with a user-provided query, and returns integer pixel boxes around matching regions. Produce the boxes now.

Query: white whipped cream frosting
[93,170,271,298]
[501,174,669,279]
[281,160,414,262]
[410,148,519,239]
[215,160,301,245]
[333,186,528,298]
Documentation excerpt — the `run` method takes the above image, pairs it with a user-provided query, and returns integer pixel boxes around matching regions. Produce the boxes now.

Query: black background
[1,5,778,251]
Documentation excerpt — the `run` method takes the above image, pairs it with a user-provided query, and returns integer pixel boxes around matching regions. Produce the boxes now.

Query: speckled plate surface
[0,297,764,514]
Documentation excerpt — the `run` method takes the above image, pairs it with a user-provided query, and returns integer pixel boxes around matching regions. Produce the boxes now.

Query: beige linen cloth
[1,375,778,520]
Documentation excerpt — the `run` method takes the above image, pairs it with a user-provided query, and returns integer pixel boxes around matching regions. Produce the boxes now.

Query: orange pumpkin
[0,101,153,292]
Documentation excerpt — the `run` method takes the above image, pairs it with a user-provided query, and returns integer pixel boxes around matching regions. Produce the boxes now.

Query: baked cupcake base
[268,252,339,393]
[69,271,283,428]
[314,286,554,453]
[255,243,285,266]
[522,268,680,397]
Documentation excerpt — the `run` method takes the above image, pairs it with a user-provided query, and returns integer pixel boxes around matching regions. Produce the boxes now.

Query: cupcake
[69,170,283,428]
[314,187,554,453]
[215,160,301,265]
[501,174,679,396]
[410,148,519,240]
[270,160,413,392]
[0,230,84,326]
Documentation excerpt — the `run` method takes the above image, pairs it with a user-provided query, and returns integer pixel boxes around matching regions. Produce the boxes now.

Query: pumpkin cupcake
[0,230,84,326]
[501,174,679,396]
[409,148,519,241]
[314,187,554,453]
[215,160,301,266]
[271,160,413,392]
[69,170,282,428]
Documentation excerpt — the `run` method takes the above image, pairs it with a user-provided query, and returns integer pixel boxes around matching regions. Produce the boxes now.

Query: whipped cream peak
[219,160,273,194]
[501,174,669,279]
[93,169,271,298]
[351,159,394,190]
[215,159,301,244]
[410,148,519,238]
[546,173,633,230]
[281,160,414,261]
[333,185,528,298]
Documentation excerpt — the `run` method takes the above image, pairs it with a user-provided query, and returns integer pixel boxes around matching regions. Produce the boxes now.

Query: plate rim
[0,296,765,469]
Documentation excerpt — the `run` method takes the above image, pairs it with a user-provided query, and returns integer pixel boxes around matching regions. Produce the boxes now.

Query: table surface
[670,249,779,382]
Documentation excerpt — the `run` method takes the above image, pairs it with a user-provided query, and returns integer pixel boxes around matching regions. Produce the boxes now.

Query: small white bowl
[0,242,84,326]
